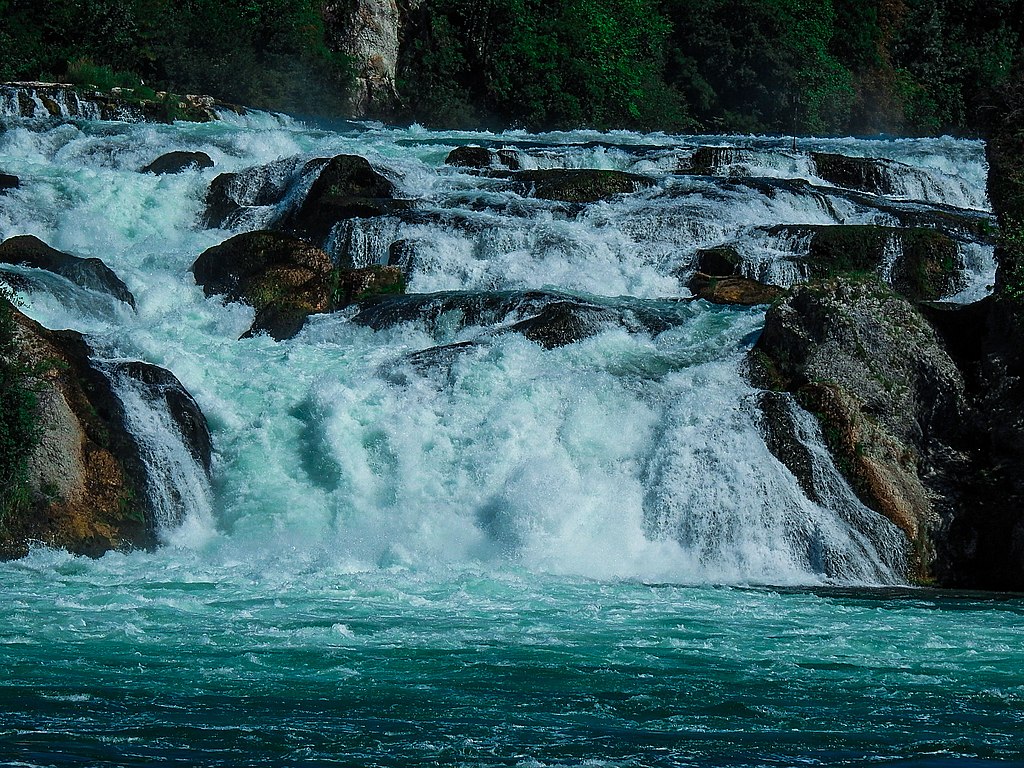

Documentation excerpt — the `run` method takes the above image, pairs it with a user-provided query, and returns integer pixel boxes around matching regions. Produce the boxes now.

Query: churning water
[1,109,1019,766]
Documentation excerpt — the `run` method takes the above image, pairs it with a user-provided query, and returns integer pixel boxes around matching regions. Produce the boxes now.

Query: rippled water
[1,109,1017,765]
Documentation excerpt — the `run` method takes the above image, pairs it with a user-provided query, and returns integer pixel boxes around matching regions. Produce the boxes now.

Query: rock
[0,82,242,123]
[444,146,520,170]
[811,152,916,196]
[0,302,207,558]
[681,146,754,175]
[141,151,214,175]
[202,157,318,229]
[748,276,973,580]
[688,274,784,305]
[694,245,742,276]
[0,235,135,308]
[108,361,213,473]
[322,0,403,117]
[512,169,655,203]
[194,231,407,340]
[284,155,402,240]
[332,265,405,308]
[445,146,495,168]
[352,290,681,345]
[767,224,964,301]
[0,173,18,191]
[193,231,333,340]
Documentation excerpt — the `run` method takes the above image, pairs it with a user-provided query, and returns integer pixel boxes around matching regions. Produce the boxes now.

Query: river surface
[0,106,1020,766]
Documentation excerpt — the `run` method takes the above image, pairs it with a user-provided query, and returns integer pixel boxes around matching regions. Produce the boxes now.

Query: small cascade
[101,362,215,542]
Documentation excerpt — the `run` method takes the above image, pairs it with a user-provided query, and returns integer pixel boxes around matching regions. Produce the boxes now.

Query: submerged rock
[0,235,135,308]
[749,276,973,580]
[0,302,210,558]
[0,172,18,191]
[445,146,520,170]
[512,169,655,203]
[141,151,214,175]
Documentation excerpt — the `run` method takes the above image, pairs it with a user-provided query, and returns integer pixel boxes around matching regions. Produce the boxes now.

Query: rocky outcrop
[748,277,974,580]
[193,230,405,340]
[767,225,964,301]
[322,1,402,117]
[283,155,406,240]
[0,302,210,558]
[694,246,742,276]
[512,169,655,203]
[1,82,241,123]
[0,235,136,308]
[141,151,214,175]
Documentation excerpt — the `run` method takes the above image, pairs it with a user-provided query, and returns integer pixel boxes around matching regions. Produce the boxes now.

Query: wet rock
[0,173,18,191]
[0,303,206,558]
[284,154,404,240]
[0,235,135,308]
[506,302,622,348]
[767,224,964,301]
[512,169,655,203]
[689,274,784,305]
[203,157,318,229]
[446,146,496,168]
[681,146,755,175]
[108,361,213,473]
[445,146,520,170]
[694,245,742,276]
[192,231,333,340]
[748,276,973,580]
[141,151,214,175]
[811,152,902,195]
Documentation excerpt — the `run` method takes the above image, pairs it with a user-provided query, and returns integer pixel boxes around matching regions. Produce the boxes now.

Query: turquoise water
[0,107,1018,765]
[3,553,1023,766]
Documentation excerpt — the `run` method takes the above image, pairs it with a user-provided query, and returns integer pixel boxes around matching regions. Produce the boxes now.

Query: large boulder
[0,301,210,558]
[749,277,973,581]
[283,155,402,240]
[193,230,405,340]
[0,235,135,308]
[445,146,520,170]
[141,151,214,175]
[767,224,964,301]
[512,169,655,203]
[0,173,18,192]
[203,157,318,229]
[192,231,333,339]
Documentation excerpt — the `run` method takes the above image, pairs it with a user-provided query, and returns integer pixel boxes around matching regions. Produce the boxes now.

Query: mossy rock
[512,169,655,203]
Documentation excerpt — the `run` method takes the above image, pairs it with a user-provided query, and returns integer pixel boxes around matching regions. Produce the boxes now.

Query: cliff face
[323,0,418,118]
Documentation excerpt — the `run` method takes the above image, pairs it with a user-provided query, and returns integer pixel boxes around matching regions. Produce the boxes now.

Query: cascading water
[3,112,1019,768]
[0,116,995,582]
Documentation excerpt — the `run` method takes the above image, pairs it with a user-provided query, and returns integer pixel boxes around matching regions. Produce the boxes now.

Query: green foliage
[0,289,41,522]
[0,0,355,115]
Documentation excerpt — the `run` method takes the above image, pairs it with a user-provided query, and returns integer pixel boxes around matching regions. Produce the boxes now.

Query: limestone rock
[688,274,783,305]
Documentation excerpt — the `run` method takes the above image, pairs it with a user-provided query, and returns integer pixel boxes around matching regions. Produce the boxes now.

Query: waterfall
[0,110,994,583]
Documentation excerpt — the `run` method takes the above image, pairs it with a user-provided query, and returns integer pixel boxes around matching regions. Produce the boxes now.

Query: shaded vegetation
[0,0,355,115]
[0,291,40,526]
